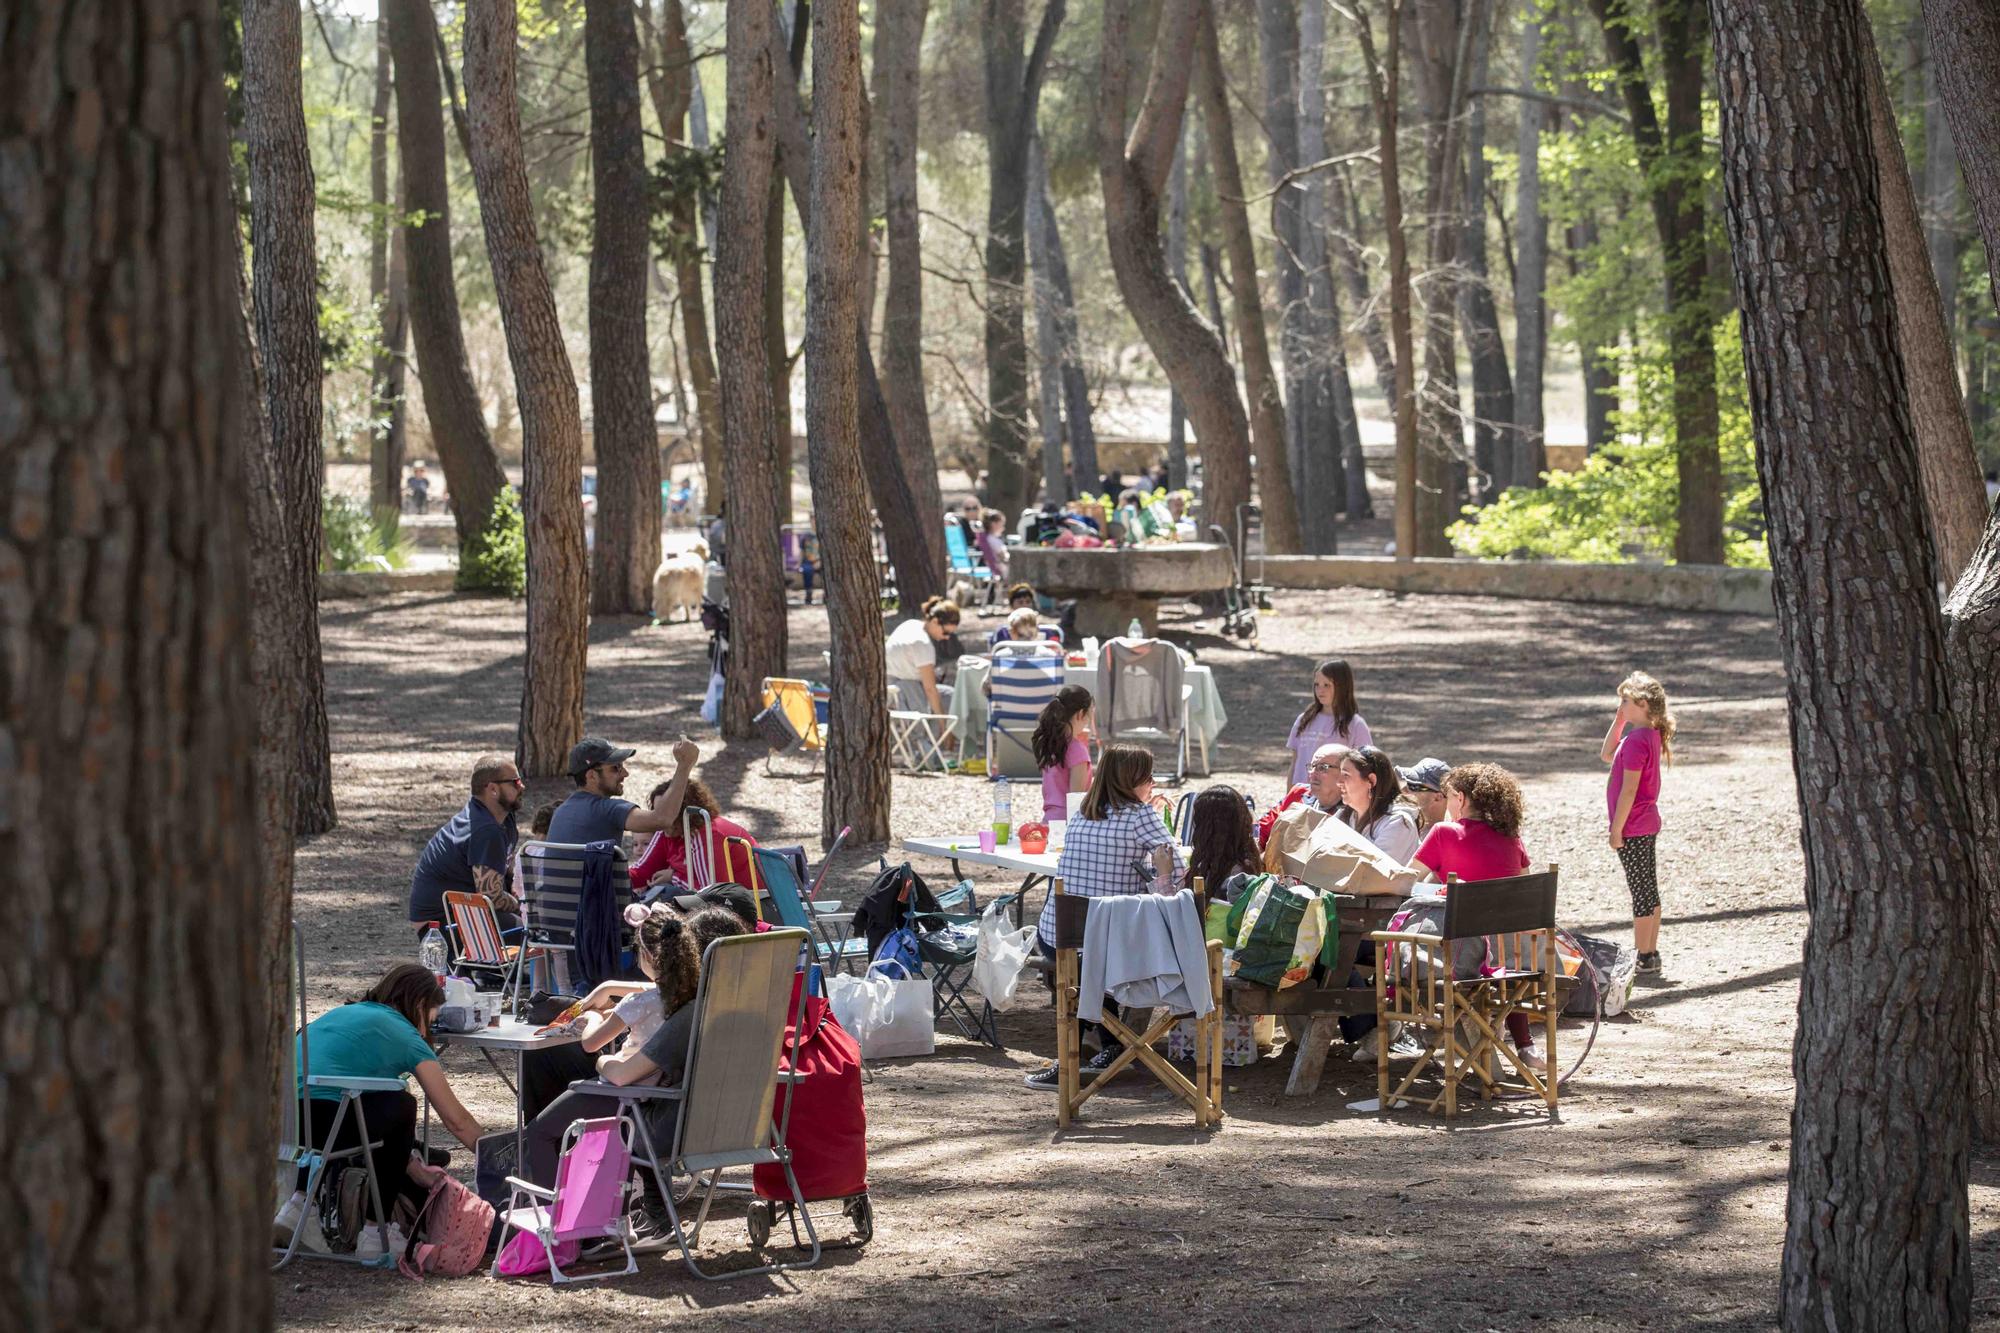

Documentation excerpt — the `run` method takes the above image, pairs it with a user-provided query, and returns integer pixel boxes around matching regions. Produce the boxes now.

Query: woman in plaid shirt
[1026,746,1185,1091]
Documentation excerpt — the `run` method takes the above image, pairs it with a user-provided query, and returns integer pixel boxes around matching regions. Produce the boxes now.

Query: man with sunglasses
[547,735,695,847]
[1255,742,1354,849]
[408,754,528,927]
[1395,757,1451,835]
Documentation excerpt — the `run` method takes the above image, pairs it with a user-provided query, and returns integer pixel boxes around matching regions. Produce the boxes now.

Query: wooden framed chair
[1049,882,1225,1130]
[1369,866,1561,1119]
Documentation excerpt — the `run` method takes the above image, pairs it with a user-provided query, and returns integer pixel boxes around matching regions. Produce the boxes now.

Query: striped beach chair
[516,841,632,1001]
[986,641,1065,780]
[442,890,523,995]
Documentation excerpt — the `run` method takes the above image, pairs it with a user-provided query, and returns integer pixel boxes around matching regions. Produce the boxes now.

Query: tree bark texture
[1195,9,1303,555]
[717,0,789,738]
[1510,11,1548,491]
[875,0,949,574]
[1711,2,1977,1323]
[983,0,1064,520]
[1859,23,1988,586]
[1354,1,1419,561]
[766,28,944,610]
[765,173,793,491]
[369,20,409,514]
[1594,0,1723,565]
[1412,0,1477,557]
[1298,0,1354,547]
[1167,126,1191,495]
[1457,0,1513,504]
[1920,44,1962,332]
[382,0,509,549]
[654,0,725,516]
[462,2,590,778]
[1028,135,1070,502]
[243,0,335,837]
[1330,163,1398,404]
[1098,0,1253,538]
[1029,137,1101,499]
[1258,0,1309,530]
[1,5,270,1323]
[1923,0,2000,319]
[806,0,894,844]
[585,0,660,616]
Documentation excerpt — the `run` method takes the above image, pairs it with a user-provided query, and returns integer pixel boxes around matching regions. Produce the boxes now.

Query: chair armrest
[306,1074,407,1093]
[503,1177,555,1200]
[1368,930,1444,945]
[809,900,844,916]
[567,1077,686,1102]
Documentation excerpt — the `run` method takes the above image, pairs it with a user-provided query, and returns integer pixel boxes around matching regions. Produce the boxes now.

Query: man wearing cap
[408,754,526,927]
[1396,757,1451,835]
[547,735,699,847]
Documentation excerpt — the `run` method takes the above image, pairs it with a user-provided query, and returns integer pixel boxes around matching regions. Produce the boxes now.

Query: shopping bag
[973,901,1039,1011]
[1223,877,1335,990]
[825,959,935,1059]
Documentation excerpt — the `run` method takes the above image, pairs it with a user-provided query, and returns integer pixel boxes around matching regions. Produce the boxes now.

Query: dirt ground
[275,582,2000,1330]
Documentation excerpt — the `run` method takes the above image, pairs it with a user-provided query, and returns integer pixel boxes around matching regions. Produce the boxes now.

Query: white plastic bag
[825,959,935,1060]
[973,901,1038,1012]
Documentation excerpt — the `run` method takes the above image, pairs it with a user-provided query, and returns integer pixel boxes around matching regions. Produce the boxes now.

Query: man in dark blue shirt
[547,735,696,847]
[409,755,525,924]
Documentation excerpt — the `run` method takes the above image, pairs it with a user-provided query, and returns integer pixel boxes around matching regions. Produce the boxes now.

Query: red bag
[754,983,868,1202]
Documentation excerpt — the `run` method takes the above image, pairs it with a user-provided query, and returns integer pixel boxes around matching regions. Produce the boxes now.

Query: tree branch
[1468,84,1627,125]
[1018,0,1066,136]
[432,17,476,163]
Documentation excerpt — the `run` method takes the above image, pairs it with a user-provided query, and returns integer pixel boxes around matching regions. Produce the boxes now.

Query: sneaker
[629,1204,674,1252]
[421,1145,452,1169]
[272,1190,307,1250]
[1349,1030,1383,1064]
[1636,951,1662,975]
[1513,1043,1547,1074]
[1082,1046,1124,1081]
[354,1222,408,1263]
[1024,1063,1062,1091]
[1385,1031,1426,1060]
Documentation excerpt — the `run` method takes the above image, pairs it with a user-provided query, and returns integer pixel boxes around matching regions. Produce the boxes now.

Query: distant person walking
[1601,672,1675,975]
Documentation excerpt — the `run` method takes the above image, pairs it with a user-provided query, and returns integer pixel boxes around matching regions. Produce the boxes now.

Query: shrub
[321,494,413,572]
[457,486,527,596]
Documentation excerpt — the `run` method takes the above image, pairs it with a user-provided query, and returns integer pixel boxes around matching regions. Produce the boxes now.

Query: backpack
[398,1168,496,1280]
[1556,928,1637,1018]
[1222,875,1338,990]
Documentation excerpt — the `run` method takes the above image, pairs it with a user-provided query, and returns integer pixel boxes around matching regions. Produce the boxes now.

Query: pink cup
[977,830,997,853]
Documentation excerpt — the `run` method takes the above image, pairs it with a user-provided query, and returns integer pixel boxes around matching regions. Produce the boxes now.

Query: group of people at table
[289,652,1674,1242]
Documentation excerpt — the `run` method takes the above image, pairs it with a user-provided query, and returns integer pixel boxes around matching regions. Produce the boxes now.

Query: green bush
[457,485,527,596]
[1448,320,1768,568]
[321,494,413,572]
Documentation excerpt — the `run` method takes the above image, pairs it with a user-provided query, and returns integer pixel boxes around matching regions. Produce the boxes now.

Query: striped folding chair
[441,891,523,995]
[986,642,1065,780]
[516,841,631,1002]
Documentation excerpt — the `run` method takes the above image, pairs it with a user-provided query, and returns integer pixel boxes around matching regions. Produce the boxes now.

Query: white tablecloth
[949,653,1227,767]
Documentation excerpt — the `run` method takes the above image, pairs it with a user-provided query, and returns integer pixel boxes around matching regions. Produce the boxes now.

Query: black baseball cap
[567,736,636,779]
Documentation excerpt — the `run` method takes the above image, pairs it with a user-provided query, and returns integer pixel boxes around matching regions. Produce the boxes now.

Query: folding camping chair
[442,890,525,999]
[515,841,631,1002]
[1049,884,1224,1130]
[274,925,400,1270]
[681,806,717,892]
[911,885,1020,1048]
[1172,788,1256,846]
[888,685,958,773]
[943,519,996,608]
[1098,637,1193,781]
[754,842,869,976]
[718,834,761,903]
[567,929,822,1281]
[1370,866,1562,1119]
[493,1117,639,1284]
[758,677,827,775]
[985,641,1065,780]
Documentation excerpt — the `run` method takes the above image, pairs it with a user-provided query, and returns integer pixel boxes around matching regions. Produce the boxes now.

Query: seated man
[548,735,698,851]
[409,755,525,933]
[1395,757,1451,837]
[1255,741,1353,849]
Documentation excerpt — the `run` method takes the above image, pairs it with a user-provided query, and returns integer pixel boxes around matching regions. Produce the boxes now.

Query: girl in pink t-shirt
[1601,672,1675,976]
[1283,659,1371,787]
[1032,685,1096,823]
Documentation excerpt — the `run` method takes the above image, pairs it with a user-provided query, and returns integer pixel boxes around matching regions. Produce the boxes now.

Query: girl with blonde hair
[1601,671,1675,975]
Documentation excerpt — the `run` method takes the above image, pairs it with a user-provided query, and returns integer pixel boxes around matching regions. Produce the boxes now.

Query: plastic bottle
[992,780,1012,846]
[1126,616,1143,640]
[419,924,448,984]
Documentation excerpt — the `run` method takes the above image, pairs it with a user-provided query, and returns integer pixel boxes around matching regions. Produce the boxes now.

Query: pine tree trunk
[3,6,270,1321]
[1567,216,1618,452]
[1259,0,1308,535]
[585,0,660,615]
[1413,0,1476,557]
[1859,23,1988,584]
[1167,126,1192,496]
[1458,3,1513,504]
[1922,0,2000,318]
[382,0,509,549]
[1509,12,1548,491]
[1194,10,1304,554]
[807,0,894,844]
[876,0,949,572]
[1921,46,1962,330]
[462,2,590,777]
[1028,139,1100,498]
[1099,0,1253,538]
[1711,2,1978,1322]
[243,0,335,837]
[1330,164,1399,403]
[369,21,409,514]
[1298,0,1349,548]
[766,174,793,497]
[717,0,789,738]
[653,0,724,516]
[1030,135,1070,502]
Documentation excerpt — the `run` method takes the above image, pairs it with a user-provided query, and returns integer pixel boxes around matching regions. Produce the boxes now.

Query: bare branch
[1468,85,1628,125]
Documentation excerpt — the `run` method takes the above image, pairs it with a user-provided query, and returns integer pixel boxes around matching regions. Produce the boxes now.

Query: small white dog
[652,539,709,623]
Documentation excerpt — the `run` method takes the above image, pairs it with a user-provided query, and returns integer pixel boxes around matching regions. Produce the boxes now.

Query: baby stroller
[748,976,873,1248]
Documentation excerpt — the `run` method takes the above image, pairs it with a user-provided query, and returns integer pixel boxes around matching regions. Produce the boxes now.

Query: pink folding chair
[492,1117,637,1284]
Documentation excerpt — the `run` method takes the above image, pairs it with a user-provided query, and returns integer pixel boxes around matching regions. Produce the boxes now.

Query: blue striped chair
[985,642,1066,780]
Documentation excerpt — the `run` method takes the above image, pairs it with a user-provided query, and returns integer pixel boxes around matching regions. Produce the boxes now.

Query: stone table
[1010,542,1237,638]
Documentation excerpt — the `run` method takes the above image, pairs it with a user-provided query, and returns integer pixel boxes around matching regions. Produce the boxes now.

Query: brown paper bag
[1280,813,1417,897]
[1261,802,1327,874]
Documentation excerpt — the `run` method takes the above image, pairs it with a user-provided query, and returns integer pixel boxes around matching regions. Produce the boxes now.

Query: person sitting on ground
[629,773,754,893]
[1336,746,1422,864]
[281,965,484,1238]
[408,754,525,933]
[1183,785,1261,906]
[1404,762,1544,1072]
[884,596,960,717]
[975,509,1011,583]
[1283,658,1372,788]
[1395,757,1451,835]
[1025,745,1185,1092]
[547,735,698,848]
[1256,741,1354,849]
[1033,685,1096,824]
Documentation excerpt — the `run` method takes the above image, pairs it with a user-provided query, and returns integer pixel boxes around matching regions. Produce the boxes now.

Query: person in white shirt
[1335,746,1421,865]
[884,596,961,715]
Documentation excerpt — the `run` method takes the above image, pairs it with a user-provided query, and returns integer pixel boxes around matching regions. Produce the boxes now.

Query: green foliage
[457,486,527,596]
[649,143,725,265]
[1448,321,1768,568]
[322,495,414,572]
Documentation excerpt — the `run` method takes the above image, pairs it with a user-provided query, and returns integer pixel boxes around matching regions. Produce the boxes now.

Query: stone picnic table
[1009,542,1237,639]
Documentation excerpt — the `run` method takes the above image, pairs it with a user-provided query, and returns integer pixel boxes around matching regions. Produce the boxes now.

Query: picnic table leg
[1283,1014,1342,1097]
[513,1049,527,1168]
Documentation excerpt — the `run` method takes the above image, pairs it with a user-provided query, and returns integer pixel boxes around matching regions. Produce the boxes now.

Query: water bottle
[419,924,448,985]
[1126,616,1143,640]
[992,780,1012,846]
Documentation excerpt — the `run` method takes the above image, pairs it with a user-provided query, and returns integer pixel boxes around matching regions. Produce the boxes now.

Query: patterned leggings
[1616,833,1661,919]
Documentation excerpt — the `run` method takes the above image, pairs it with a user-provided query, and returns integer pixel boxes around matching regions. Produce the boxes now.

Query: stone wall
[1259,556,1774,616]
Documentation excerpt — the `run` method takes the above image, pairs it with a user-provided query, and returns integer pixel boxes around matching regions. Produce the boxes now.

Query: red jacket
[1255,784,1314,849]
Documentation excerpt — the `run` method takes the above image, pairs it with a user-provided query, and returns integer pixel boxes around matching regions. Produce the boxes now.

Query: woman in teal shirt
[294,965,484,1219]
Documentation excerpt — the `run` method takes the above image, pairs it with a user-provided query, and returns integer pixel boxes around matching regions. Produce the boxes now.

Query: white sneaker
[1385,1031,1426,1060]
[272,1190,307,1249]
[1513,1043,1547,1074]
[354,1222,408,1263]
[1349,1030,1382,1064]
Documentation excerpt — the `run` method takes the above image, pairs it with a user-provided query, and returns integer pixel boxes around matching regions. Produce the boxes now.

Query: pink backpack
[398,1167,496,1280]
